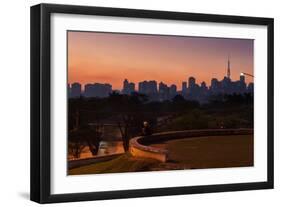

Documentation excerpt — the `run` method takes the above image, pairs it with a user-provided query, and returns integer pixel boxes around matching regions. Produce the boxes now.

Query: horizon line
[68,75,254,90]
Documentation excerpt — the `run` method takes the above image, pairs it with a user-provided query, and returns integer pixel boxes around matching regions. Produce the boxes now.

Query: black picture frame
[30,3,274,204]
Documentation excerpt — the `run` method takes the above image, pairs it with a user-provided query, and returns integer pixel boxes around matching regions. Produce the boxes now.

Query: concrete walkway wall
[129,128,253,162]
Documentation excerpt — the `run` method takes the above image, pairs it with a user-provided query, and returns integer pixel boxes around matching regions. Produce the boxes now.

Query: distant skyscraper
[128,82,135,93]
[71,82,81,98]
[122,79,135,95]
[237,74,246,93]
[201,81,207,91]
[187,76,200,100]
[159,82,169,101]
[169,84,177,98]
[188,77,196,88]
[139,80,157,95]
[84,84,94,97]
[247,82,254,94]
[227,57,231,79]
[222,76,232,93]
[182,81,187,95]
[210,78,219,94]
[240,74,245,83]
[159,82,167,92]
[139,81,147,94]
[123,79,129,91]
[148,81,157,94]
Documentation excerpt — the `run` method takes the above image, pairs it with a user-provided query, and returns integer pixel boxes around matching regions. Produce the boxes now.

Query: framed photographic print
[30,3,274,203]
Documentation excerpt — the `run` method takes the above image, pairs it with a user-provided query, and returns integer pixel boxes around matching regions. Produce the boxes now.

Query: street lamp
[240,72,254,78]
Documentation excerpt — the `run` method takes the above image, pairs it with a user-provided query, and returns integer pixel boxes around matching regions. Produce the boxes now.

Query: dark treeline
[68,92,253,159]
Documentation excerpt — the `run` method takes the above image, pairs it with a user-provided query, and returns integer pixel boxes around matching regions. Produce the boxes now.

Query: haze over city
[68,31,254,90]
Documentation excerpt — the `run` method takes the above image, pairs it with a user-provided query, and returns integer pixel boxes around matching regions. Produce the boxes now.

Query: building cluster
[84,83,112,98]
[68,60,254,103]
[68,82,112,98]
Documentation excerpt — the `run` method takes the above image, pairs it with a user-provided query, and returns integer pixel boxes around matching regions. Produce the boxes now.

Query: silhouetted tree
[68,141,85,159]
[117,114,134,151]
[69,123,103,157]
[172,94,185,103]
[86,123,103,156]
[68,130,86,159]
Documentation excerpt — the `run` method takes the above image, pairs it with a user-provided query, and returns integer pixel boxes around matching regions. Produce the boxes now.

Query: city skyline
[68,31,254,90]
[68,74,252,92]
[68,72,253,104]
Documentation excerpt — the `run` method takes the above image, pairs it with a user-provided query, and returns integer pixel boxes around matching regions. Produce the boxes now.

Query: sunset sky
[68,31,254,90]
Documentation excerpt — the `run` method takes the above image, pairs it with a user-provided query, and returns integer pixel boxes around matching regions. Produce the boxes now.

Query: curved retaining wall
[129,128,253,162]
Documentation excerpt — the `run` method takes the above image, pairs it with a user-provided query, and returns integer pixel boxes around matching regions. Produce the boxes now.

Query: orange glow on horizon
[68,31,254,90]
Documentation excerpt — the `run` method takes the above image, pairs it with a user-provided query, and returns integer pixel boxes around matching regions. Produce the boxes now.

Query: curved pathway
[129,128,253,162]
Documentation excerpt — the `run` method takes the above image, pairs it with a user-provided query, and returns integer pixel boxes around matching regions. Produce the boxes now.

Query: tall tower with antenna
[227,55,231,79]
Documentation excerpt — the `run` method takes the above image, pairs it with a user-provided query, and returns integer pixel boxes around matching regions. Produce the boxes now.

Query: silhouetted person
[142,121,152,136]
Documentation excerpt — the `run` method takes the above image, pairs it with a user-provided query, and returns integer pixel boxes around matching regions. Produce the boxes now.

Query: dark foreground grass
[69,153,160,175]
[69,134,253,175]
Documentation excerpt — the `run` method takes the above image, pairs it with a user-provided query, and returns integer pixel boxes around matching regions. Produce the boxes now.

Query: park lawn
[69,153,160,175]
[69,134,253,175]
[165,134,253,169]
